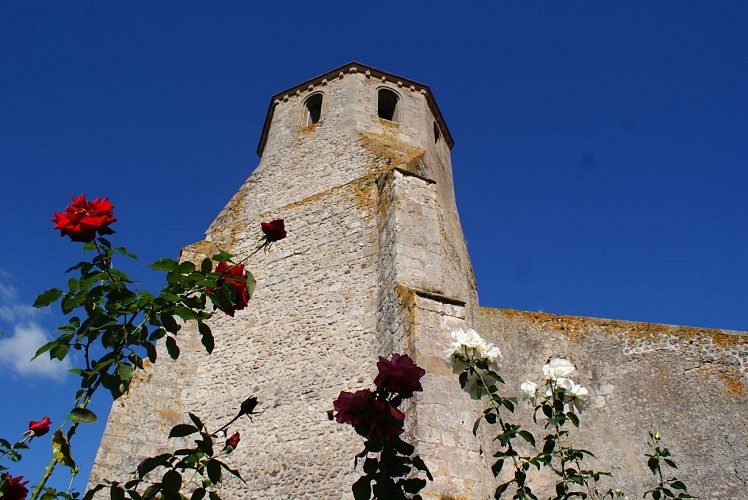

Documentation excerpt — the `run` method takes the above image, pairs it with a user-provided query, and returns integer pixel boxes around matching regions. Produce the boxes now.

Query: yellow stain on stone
[179,240,220,264]
[359,130,425,172]
[481,307,747,397]
[483,307,746,347]
[298,122,319,136]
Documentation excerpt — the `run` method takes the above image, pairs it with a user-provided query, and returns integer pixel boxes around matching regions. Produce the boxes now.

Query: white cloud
[0,322,71,381]
[0,304,40,323]
[0,281,18,301]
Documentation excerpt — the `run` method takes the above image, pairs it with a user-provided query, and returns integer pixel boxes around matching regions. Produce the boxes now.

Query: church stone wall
[89,63,747,499]
[475,308,747,498]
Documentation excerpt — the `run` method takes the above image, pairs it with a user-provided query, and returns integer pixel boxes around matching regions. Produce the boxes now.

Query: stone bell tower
[89,62,495,497]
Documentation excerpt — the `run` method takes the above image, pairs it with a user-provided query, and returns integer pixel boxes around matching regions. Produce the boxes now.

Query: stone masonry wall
[475,308,748,498]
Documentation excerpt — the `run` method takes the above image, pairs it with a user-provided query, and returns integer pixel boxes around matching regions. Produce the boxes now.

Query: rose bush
[446,327,691,499]
[333,353,431,499]
[0,194,285,500]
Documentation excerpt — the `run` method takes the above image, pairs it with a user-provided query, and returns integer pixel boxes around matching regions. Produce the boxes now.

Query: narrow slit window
[303,93,323,127]
[378,88,400,122]
[433,121,442,143]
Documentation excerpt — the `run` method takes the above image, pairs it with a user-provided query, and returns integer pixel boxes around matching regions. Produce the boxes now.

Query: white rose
[569,382,589,400]
[450,328,487,350]
[554,377,575,392]
[520,380,538,399]
[569,382,590,412]
[542,358,576,379]
[443,349,468,374]
[481,344,503,367]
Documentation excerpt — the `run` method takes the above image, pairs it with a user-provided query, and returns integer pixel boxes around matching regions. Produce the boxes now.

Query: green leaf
[218,460,245,483]
[211,251,233,263]
[161,470,182,495]
[191,488,206,500]
[402,478,427,494]
[188,413,204,430]
[52,430,78,471]
[207,459,222,485]
[179,261,196,274]
[141,484,161,499]
[33,340,58,360]
[168,424,198,438]
[518,430,536,447]
[245,271,256,297]
[113,246,138,260]
[472,415,483,435]
[144,342,157,363]
[137,454,171,477]
[198,322,214,354]
[67,407,98,423]
[148,259,179,272]
[173,306,197,321]
[201,258,213,273]
[34,288,63,308]
[110,485,126,500]
[491,458,505,476]
[117,363,134,383]
[161,314,180,334]
[351,476,372,500]
[83,484,106,500]
[165,336,180,360]
[412,455,432,480]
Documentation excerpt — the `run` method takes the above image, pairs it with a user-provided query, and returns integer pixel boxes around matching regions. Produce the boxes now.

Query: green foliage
[351,435,432,500]
[451,349,693,499]
[643,430,693,500]
[85,409,248,500]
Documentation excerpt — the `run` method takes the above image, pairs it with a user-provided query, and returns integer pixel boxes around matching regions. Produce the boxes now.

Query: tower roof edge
[256,62,454,156]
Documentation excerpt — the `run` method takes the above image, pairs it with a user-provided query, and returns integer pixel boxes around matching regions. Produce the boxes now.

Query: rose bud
[28,416,52,437]
[261,219,286,242]
[226,432,240,449]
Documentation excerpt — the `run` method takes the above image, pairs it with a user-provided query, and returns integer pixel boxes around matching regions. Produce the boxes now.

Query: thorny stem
[468,348,524,480]
[237,241,270,265]
[30,392,94,500]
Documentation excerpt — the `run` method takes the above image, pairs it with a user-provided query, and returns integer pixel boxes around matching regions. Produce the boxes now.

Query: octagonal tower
[89,62,493,498]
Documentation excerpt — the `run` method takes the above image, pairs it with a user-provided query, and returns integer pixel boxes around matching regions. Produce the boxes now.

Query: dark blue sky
[1,0,746,493]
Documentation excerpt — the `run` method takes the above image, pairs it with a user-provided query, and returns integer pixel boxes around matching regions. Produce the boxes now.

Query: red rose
[368,400,405,440]
[333,389,376,426]
[28,416,51,437]
[207,262,250,317]
[373,353,426,398]
[51,194,116,243]
[260,219,286,242]
[226,432,240,448]
[333,390,404,441]
[1,473,30,500]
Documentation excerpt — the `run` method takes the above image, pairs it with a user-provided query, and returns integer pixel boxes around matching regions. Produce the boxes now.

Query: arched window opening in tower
[378,88,400,122]
[303,93,323,127]
[433,121,442,143]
